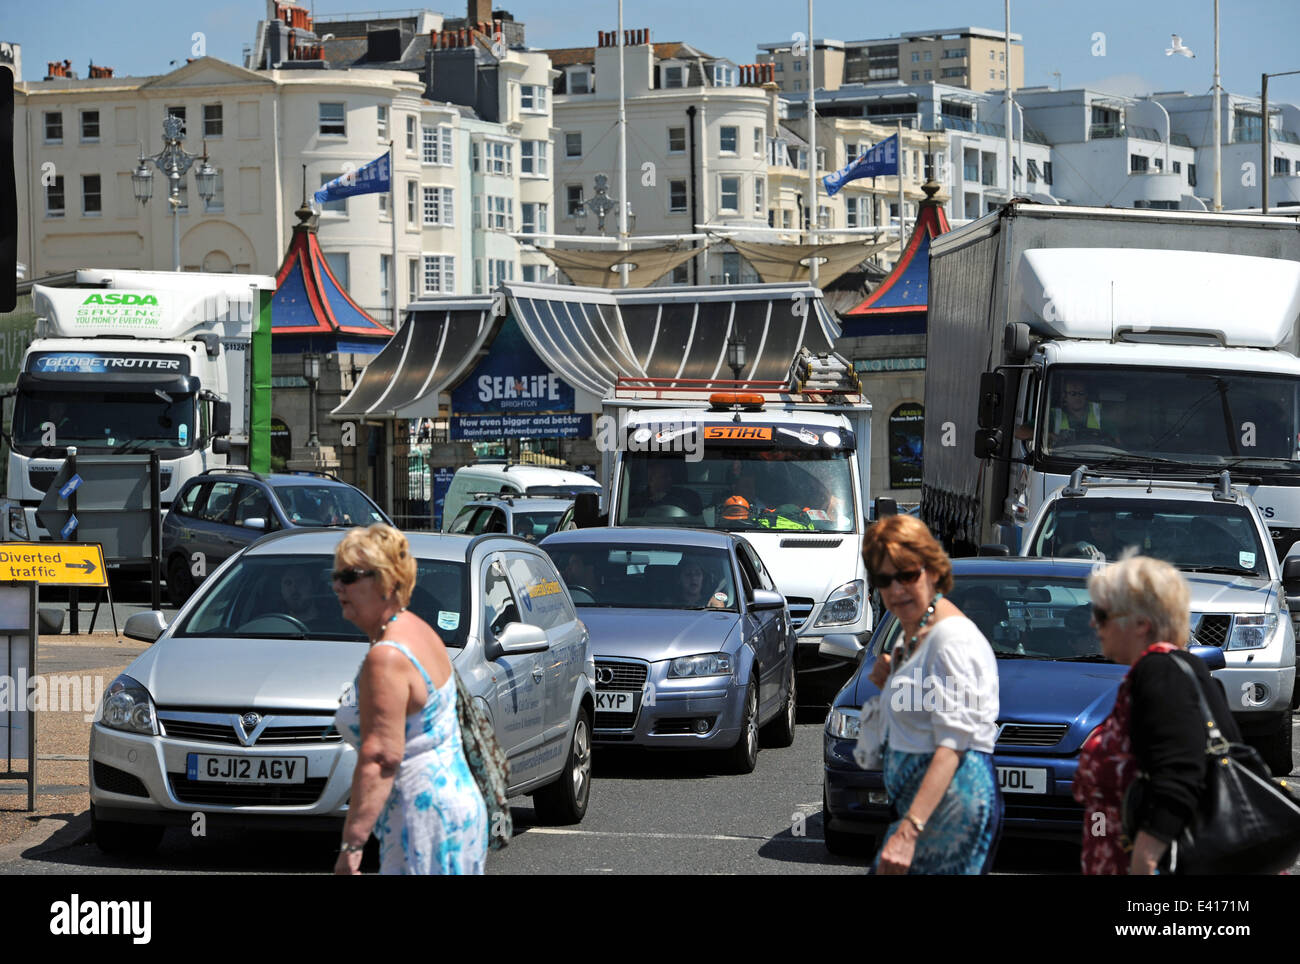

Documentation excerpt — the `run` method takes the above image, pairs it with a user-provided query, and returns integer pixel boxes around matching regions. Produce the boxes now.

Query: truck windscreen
[13,388,198,455]
[1036,368,1300,468]
[618,449,855,533]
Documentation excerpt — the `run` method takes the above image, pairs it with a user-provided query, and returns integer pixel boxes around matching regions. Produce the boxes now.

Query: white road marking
[522,827,824,843]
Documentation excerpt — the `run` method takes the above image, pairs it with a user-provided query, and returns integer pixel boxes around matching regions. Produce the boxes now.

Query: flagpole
[389,141,399,319]
[807,0,818,287]
[897,119,904,244]
[1004,0,1012,206]
[617,0,629,288]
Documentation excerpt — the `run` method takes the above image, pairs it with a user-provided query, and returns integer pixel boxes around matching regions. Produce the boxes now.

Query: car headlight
[8,506,27,540]
[668,653,733,678]
[99,674,158,735]
[815,579,864,628]
[826,705,860,739]
[1226,614,1278,651]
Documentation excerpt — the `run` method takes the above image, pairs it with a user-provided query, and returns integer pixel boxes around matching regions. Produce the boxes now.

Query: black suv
[161,469,390,604]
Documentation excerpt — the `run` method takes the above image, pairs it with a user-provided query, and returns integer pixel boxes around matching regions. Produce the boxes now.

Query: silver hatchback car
[90,529,595,855]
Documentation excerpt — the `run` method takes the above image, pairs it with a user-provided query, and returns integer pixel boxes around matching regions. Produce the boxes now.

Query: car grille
[594,659,646,729]
[1193,614,1232,647]
[168,773,328,806]
[157,710,341,746]
[30,466,172,493]
[785,596,815,631]
[93,762,149,798]
[996,723,1069,748]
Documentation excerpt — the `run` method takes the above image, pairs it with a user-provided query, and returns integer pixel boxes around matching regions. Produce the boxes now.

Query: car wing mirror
[818,633,863,662]
[1187,643,1226,671]
[495,622,549,655]
[749,589,785,611]
[124,610,169,643]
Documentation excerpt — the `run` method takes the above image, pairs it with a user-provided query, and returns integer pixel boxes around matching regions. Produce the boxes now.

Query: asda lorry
[0,269,275,549]
[923,202,1300,557]
[601,350,872,704]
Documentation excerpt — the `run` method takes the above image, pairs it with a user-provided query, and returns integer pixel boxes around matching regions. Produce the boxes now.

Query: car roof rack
[200,466,264,480]
[463,532,534,561]
[1060,464,1244,500]
[284,470,344,483]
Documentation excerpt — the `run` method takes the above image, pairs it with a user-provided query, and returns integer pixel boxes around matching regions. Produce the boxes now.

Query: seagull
[1166,34,1195,58]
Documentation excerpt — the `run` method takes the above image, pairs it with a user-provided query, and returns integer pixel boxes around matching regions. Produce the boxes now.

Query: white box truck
[0,269,275,550]
[923,202,1300,557]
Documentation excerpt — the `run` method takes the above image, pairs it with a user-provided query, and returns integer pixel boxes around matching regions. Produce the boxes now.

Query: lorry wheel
[92,807,164,856]
[167,556,195,607]
[531,706,591,824]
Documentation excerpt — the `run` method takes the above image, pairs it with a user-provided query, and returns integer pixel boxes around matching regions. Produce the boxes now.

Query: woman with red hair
[861,514,1003,874]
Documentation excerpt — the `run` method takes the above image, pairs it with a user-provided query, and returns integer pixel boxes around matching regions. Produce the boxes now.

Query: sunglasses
[331,568,377,585]
[871,568,923,589]
[1091,605,1126,626]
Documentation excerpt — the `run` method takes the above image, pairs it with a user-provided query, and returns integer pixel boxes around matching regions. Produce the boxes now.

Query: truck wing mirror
[1283,556,1300,589]
[973,429,1004,461]
[977,371,1006,430]
[211,400,231,437]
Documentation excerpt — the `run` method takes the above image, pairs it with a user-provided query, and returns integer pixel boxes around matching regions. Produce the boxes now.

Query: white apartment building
[1017,88,1199,210]
[544,31,771,285]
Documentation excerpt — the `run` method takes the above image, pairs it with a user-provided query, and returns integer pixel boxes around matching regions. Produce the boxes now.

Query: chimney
[88,64,114,78]
[468,0,492,24]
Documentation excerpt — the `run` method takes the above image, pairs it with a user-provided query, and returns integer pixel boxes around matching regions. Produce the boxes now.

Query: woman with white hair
[1073,551,1242,875]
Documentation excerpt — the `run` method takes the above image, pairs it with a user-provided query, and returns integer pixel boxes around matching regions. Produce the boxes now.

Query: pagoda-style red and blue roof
[840,181,950,337]
[272,202,393,354]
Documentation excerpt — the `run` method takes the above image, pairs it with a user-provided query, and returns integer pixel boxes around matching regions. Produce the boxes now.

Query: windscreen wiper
[1180,565,1258,577]
[1056,654,1114,662]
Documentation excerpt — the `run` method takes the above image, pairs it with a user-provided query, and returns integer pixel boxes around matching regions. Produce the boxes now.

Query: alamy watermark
[592,409,703,462]
[0,671,107,722]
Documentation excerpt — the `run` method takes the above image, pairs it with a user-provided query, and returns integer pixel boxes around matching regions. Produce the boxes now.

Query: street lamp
[578,173,625,235]
[726,336,747,385]
[132,114,216,271]
[1261,69,1300,213]
[303,353,321,448]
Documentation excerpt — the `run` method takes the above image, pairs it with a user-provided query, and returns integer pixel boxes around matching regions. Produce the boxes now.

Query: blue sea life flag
[314,151,392,204]
[822,133,899,196]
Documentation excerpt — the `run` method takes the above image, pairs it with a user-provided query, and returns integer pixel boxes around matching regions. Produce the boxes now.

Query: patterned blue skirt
[871,747,1003,875]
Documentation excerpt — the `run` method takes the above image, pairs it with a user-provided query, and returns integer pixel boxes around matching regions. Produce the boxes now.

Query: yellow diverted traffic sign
[0,543,108,587]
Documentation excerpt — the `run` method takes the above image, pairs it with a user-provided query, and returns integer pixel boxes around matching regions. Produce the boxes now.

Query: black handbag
[1122,655,1300,874]
[453,670,513,851]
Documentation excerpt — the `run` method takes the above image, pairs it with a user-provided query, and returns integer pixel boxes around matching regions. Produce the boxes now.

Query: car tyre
[92,807,164,856]
[166,554,195,607]
[1252,710,1295,777]
[532,706,592,824]
[722,682,759,774]
[822,790,877,857]
[761,660,797,748]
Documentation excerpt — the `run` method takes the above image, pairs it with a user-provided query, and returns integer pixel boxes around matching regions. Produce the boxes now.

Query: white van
[440,464,602,532]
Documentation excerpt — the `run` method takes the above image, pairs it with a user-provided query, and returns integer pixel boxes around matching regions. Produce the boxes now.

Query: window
[486,259,514,288]
[754,127,763,155]
[474,140,513,176]
[793,80,802,91]
[380,253,391,308]
[796,148,808,171]
[422,255,455,294]
[44,111,63,143]
[942,67,964,78]
[911,71,920,82]
[568,69,591,94]
[81,174,101,216]
[324,252,349,288]
[1275,156,1292,176]
[520,84,547,112]
[671,264,689,285]
[1173,160,1182,174]
[166,105,187,136]
[409,258,420,301]
[377,105,388,139]
[720,126,738,153]
[990,50,996,60]
[923,50,932,61]
[565,131,582,158]
[319,102,346,136]
[923,69,932,80]
[422,186,455,226]
[521,202,548,234]
[754,177,764,216]
[846,195,860,228]
[1130,154,1149,173]
[818,204,830,229]
[782,209,792,229]
[669,179,687,213]
[662,65,685,88]
[520,141,548,176]
[1043,161,1053,185]
[719,176,740,212]
[566,184,584,217]
[422,125,453,165]
[1154,156,1164,172]
[1026,158,1040,182]
[521,264,539,282]
[712,64,736,86]
[1188,163,1197,187]
[668,127,686,153]
[46,176,65,217]
[911,52,920,63]
[794,61,802,72]
[407,180,418,224]
[204,169,224,212]
[80,110,100,141]
[989,68,996,79]
[944,47,965,59]
[816,147,826,171]
[378,190,389,217]
[774,60,783,73]
[406,115,417,151]
[319,173,346,214]
[203,104,223,137]
[489,195,513,230]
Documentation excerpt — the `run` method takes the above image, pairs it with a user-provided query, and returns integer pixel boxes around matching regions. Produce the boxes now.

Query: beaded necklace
[902,592,944,659]
[370,607,407,644]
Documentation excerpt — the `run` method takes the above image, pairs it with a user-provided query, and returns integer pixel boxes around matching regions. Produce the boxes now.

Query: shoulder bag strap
[1163,653,1229,754]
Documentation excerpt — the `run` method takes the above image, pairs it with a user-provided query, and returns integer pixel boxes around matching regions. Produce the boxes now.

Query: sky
[5,0,1300,104]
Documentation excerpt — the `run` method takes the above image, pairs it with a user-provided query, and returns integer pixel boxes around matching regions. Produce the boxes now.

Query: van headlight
[815,580,864,628]
[826,705,861,739]
[99,675,159,735]
[1226,614,1278,651]
[7,506,27,540]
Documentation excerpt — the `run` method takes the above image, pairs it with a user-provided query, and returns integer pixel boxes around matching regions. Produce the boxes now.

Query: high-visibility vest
[1053,402,1102,433]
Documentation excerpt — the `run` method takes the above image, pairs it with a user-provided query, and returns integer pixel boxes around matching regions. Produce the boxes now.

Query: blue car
[821,557,1223,855]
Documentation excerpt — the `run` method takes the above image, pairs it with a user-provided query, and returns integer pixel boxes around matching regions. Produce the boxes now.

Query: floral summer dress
[336,641,488,874]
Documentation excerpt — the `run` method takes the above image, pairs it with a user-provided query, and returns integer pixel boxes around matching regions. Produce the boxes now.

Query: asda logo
[80,293,159,306]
